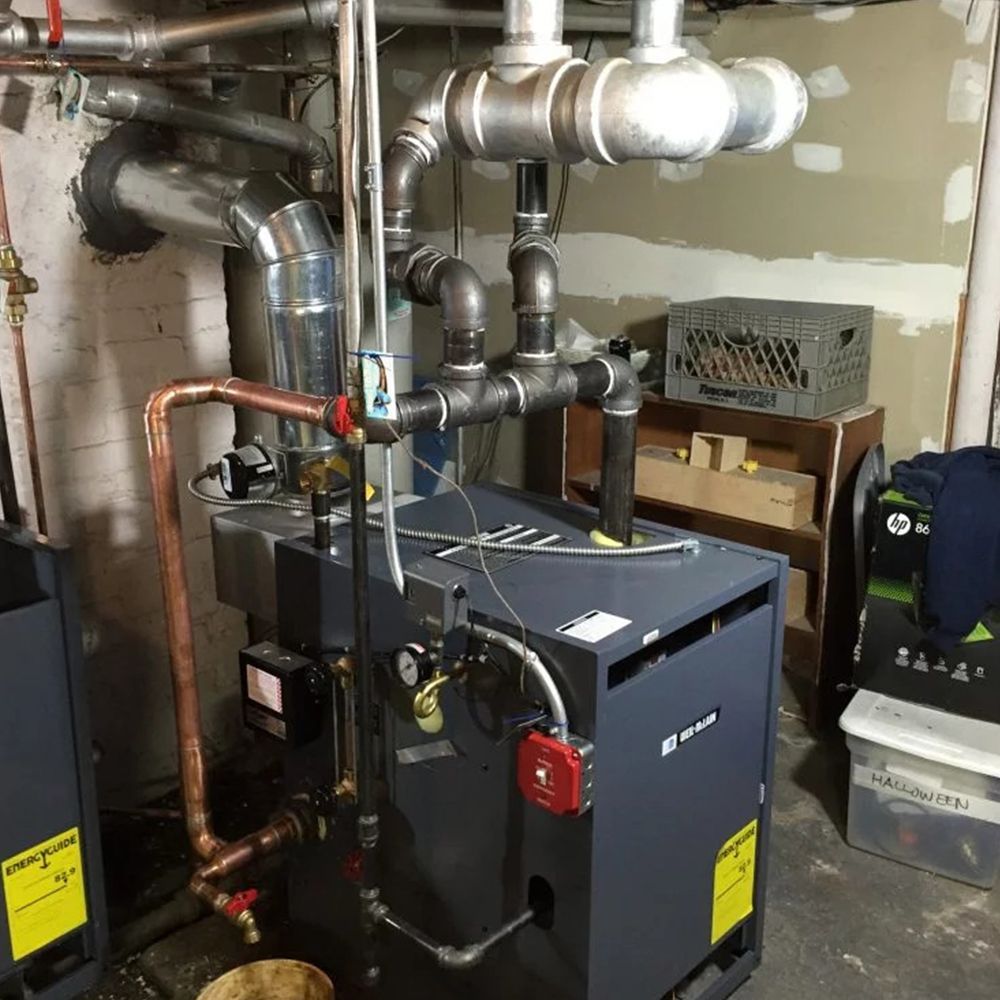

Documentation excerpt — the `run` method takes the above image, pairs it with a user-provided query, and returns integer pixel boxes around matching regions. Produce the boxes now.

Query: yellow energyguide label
[2,827,88,961]
[711,819,758,944]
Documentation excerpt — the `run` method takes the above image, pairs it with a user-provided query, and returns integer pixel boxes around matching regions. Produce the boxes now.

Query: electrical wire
[187,469,698,558]
[551,33,596,243]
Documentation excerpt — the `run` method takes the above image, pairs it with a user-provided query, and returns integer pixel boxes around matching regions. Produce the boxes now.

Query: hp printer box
[853,490,1000,723]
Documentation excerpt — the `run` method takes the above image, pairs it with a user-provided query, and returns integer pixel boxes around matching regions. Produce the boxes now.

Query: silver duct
[110,157,345,484]
[83,78,332,192]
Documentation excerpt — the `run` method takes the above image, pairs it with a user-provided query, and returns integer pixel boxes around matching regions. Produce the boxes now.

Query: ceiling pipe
[0,1,716,59]
[628,0,686,63]
[375,1,716,36]
[83,77,332,192]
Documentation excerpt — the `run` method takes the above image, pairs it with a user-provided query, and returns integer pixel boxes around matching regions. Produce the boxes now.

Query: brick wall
[0,1,246,801]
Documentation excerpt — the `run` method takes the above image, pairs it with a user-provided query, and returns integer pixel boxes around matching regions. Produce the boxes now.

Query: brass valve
[412,669,452,721]
[411,664,468,735]
[0,245,38,327]
[299,454,374,499]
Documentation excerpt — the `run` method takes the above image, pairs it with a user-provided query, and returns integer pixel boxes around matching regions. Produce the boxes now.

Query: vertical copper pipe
[9,323,46,534]
[0,151,47,534]
[144,376,336,862]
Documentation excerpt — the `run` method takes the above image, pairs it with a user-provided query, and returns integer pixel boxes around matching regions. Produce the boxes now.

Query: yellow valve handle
[300,455,375,500]
[326,455,375,501]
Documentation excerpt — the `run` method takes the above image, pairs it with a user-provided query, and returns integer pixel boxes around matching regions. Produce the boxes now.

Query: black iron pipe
[383,138,432,250]
[376,903,536,971]
[390,244,487,376]
[0,379,20,525]
[573,355,641,545]
[512,162,557,364]
[348,428,380,981]
[515,160,548,235]
[599,411,638,544]
[312,489,332,549]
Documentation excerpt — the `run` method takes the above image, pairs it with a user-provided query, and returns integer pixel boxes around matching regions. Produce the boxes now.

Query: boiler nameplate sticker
[556,609,631,643]
[711,819,757,945]
[2,827,88,960]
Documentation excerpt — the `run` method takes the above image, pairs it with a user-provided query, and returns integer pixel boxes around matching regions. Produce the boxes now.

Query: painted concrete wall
[0,1,244,801]
[378,0,995,479]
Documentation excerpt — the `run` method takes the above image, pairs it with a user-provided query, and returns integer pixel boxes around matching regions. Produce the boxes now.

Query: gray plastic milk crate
[666,297,874,420]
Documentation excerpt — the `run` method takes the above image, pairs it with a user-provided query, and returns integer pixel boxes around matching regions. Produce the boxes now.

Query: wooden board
[690,432,747,472]
[635,445,818,530]
[786,568,810,624]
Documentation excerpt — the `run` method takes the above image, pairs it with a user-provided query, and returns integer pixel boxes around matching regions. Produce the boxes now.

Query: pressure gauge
[391,643,433,689]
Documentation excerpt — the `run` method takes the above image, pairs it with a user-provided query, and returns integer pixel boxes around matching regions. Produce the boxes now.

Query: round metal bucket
[196,960,334,1000]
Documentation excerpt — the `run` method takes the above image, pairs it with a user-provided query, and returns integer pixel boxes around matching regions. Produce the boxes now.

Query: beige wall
[378,0,996,480]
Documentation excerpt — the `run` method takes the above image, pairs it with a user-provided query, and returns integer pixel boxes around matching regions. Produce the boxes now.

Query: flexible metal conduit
[83,78,332,192]
[104,155,345,477]
[467,623,569,740]
[0,2,714,58]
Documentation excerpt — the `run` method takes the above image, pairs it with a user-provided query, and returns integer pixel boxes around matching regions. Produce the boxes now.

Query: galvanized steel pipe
[628,0,686,63]
[84,77,332,191]
[406,53,807,165]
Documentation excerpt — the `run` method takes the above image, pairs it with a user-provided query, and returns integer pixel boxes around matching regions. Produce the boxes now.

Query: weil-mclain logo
[662,707,721,757]
[886,512,912,537]
[3,832,78,878]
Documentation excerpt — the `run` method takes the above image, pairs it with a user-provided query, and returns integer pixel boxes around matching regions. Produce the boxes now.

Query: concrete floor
[86,709,1000,1000]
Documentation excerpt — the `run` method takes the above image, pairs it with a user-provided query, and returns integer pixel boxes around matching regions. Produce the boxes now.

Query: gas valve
[517,731,594,817]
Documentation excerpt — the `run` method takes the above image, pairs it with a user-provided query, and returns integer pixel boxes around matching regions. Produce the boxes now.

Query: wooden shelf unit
[553,395,884,725]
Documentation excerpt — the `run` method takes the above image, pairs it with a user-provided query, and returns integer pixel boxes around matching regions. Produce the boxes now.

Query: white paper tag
[246,664,283,714]
[852,764,1000,826]
[557,609,631,644]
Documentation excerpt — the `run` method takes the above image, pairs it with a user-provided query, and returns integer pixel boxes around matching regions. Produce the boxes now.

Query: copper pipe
[0,151,46,535]
[189,813,301,944]
[9,322,46,534]
[145,376,337,861]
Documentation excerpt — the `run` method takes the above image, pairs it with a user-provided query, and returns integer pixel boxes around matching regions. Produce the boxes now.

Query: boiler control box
[517,731,594,816]
[239,642,325,747]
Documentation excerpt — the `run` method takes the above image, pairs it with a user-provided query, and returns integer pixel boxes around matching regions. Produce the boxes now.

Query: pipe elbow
[436,945,486,971]
[437,257,488,333]
[573,355,641,413]
[227,174,337,264]
[509,233,560,316]
[723,56,808,155]
[602,355,642,413]
[394,245,488,333]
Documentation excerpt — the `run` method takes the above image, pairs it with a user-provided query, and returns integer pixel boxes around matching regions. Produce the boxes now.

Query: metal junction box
[0,526,107,999]
[269,485,787,1000]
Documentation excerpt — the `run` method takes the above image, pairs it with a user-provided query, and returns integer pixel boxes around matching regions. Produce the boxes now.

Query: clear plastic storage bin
[840,690,1000,888]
